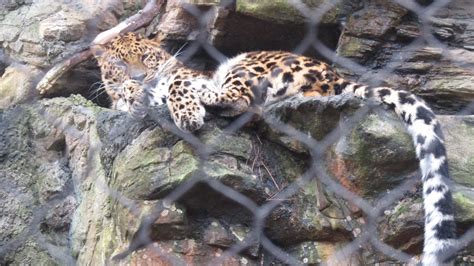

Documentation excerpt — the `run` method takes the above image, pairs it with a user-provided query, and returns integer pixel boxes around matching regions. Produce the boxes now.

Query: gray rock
[0,100,75,264]
[439,115,474,227]
[337,36,381,62]
[0,0,147,101]
[0,64,42,109]
[39,11,86,42]
[336,0,474,113]
[333,110,417,197]
[121,239,258,265]
[263,95,417,197]
[378,111,474,256]
[203,219,234,248]
[439,115,474,187]
[421,75,474,109]
[345,2,407,38]
[236,0,360,25]
[284,241,361,265]
[1,90,473,264]
[380,197,424,254]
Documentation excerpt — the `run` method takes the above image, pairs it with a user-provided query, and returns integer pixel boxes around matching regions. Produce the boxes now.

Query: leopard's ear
[151,33,164,44]
[120,31,138,40]
[91,44,107,58]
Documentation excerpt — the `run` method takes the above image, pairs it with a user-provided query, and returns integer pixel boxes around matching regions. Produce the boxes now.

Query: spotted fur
[93,33,456,265]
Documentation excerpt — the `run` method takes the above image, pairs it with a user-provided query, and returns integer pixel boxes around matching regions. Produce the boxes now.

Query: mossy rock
[335,110,417,197]
[439,115,474,187]
[424,76,474,104]
[284,241,360,264]
[112,129,195,200]
[262,94,361,153]
[112,124,258,200]
[453,189,474,224]
[199,125,253,160]
[237,0,342,25]
[337,35,380,61]
[380,197,424,253]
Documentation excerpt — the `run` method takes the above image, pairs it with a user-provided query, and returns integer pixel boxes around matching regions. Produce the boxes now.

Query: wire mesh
[0,0,473,264]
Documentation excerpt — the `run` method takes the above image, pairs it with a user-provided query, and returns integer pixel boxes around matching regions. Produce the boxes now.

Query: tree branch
[36,50,92,94]
[36,0,166,95]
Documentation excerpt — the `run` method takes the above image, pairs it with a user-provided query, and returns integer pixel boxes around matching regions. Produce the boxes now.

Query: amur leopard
[92,32,456,265]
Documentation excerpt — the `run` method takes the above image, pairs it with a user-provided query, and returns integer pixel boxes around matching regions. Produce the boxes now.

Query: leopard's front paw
[170,103,206,133]
[177,117,204,132]
[121,79,149,118]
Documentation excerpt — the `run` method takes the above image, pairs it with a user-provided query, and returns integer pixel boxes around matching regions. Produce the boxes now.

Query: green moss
[393,204,410,217]
[69,94,98,108]
[38,95,101,119]
[8,241,59,265]
[338,36,366,57]
[201,128,253,160]
[451,158,474,187]
[112,135,202,200]
[441,117,474,187]
[95,220,119,262]
[337,36,380,59]
[237,0,339,24]
[19,22,42,43]
[414,197,423,204]
[453,192,474,223]
[302,180,318,195]
[170,143,200,182]
[346,112,417,196]
[357,113,414,161]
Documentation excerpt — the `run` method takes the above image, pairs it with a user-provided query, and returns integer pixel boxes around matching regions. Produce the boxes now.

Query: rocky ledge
[1,95,473,264]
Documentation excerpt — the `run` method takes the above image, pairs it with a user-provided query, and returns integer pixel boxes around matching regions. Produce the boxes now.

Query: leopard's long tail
[336,81,456,265]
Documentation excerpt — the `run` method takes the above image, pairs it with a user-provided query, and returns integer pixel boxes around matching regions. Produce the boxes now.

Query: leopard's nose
[132,73,145,80]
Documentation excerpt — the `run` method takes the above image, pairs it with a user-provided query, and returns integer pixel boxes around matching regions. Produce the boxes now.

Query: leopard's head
[91,42,130,106]
[92,32,170,107]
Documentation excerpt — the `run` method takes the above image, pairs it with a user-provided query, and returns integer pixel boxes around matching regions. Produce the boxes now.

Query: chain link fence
[1,0,474,264]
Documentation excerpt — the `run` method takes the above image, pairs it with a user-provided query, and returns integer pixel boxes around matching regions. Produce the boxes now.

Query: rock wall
[1,0,473,264]
[336,0,474,113]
